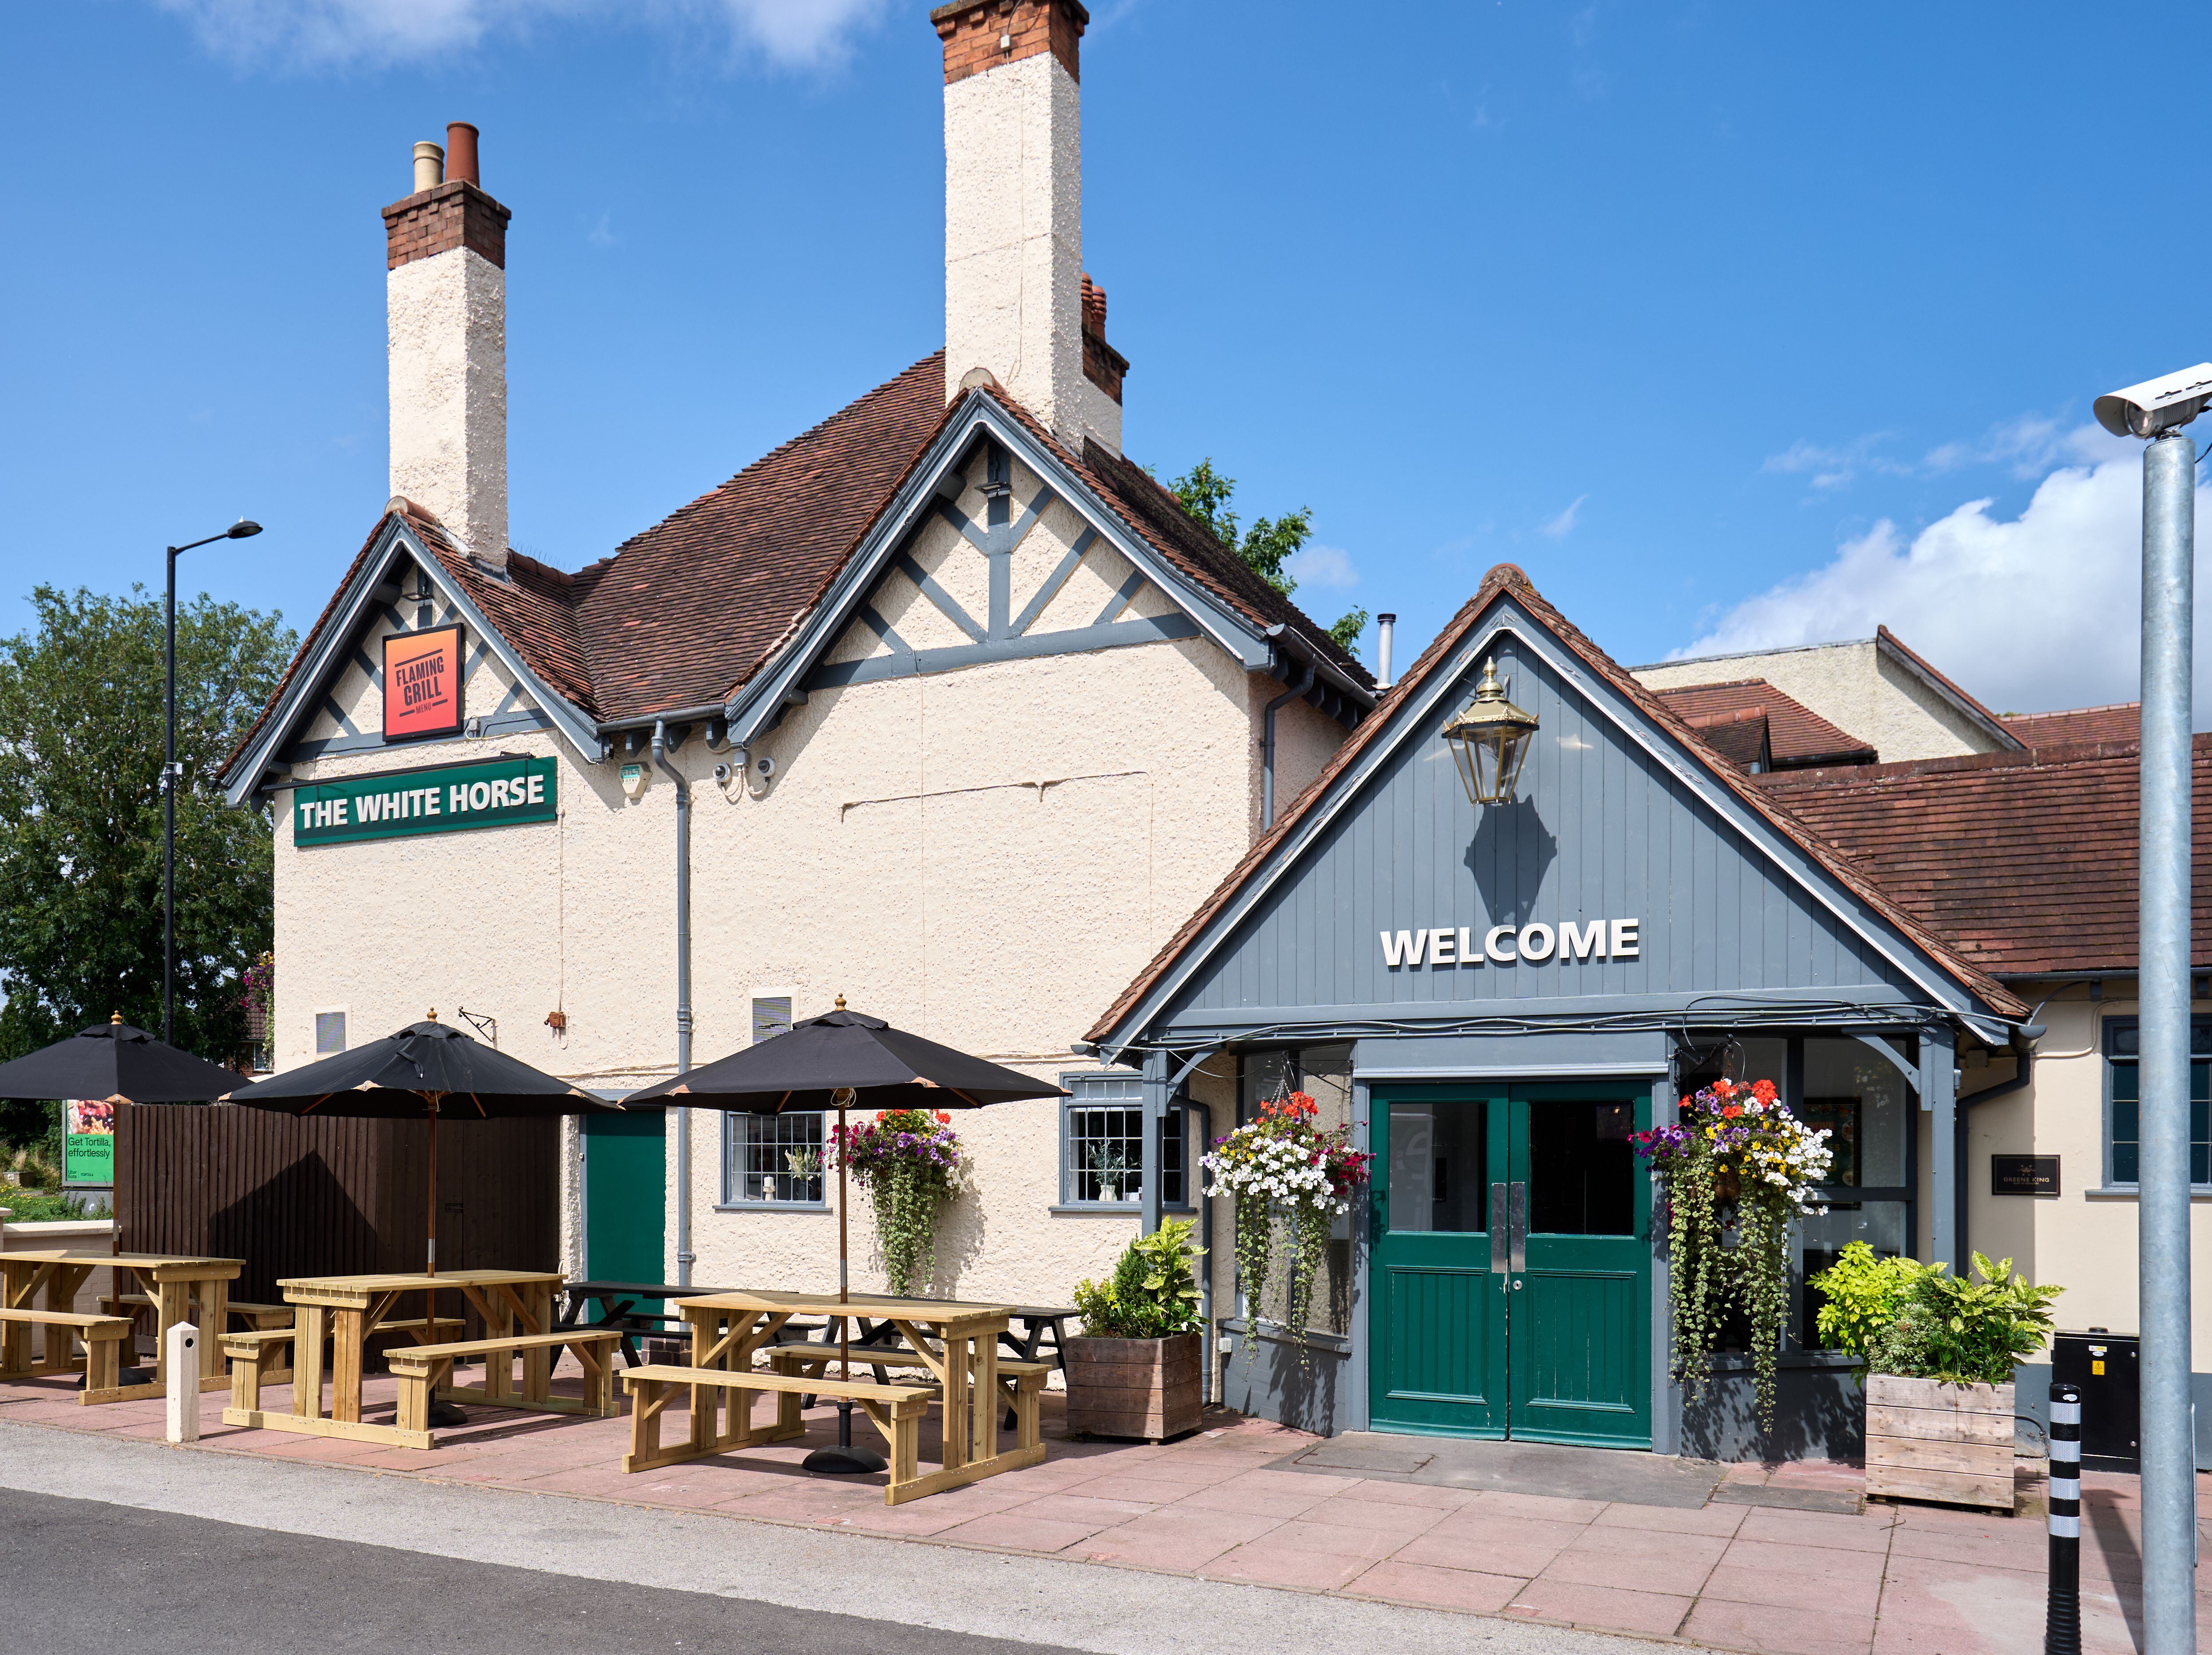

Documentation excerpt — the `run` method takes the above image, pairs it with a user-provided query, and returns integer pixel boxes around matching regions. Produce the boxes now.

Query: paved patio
[0,1359,2199,1655]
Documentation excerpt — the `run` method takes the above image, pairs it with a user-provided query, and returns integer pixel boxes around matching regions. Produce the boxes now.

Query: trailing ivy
[830,1108,965,1296]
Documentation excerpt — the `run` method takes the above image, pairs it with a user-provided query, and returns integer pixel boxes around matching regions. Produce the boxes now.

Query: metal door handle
[1509,1181,1527,1274]
[1489,1183,1508,1273]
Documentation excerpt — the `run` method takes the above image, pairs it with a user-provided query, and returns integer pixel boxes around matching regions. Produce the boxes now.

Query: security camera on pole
[2094,363,2212,1655]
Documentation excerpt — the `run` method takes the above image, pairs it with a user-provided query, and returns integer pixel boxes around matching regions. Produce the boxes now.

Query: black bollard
[2046,1380,2082,1655]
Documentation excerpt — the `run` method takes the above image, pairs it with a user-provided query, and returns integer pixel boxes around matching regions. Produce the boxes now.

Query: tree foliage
[0,586,294,1078]
[1168,460,1369,658]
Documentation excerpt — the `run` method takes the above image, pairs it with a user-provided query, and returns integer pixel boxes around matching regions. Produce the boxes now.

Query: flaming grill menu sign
[383,624,464,740]
[293,755,557,848]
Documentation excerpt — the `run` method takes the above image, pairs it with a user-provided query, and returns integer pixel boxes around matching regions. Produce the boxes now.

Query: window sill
[1050,1203,1197,1217]
[1225,1316,1352,1356]
[713,1201,831,1214]
[2084,1186,2212,1202]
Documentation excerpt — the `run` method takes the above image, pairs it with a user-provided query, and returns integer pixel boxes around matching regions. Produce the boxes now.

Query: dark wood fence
[115,1103,558,1336]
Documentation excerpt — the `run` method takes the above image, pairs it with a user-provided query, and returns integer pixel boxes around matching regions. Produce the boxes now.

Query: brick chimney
[935,0,1123,457]
[381,122,511,571]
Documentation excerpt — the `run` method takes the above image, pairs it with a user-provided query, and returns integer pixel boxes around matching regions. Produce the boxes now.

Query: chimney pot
[412,142,445,195]
[445,122,480,187]
[1377,613,1397,689]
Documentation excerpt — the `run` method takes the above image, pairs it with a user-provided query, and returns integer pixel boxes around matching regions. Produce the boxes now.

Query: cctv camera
[712,761,734,788]
[754,754,776,780]
[2096,363,2212,438]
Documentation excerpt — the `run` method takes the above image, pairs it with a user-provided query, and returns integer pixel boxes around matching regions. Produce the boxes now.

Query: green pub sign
[292,755,558,848]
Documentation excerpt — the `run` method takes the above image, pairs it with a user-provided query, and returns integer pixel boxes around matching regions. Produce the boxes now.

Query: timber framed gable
[220,514,604,806]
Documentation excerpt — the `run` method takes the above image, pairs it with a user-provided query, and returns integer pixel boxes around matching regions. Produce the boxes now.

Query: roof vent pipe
[1377,613,1397,690]
[445,122,480,187]
[412,142,444,193]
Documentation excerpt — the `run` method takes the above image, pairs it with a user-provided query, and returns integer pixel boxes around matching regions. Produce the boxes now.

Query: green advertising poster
[292,754,557,848]
[63,1098,115,1189]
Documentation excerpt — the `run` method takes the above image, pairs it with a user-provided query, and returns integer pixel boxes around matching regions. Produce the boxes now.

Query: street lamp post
[2096,365,2212,1655]
[163,520,262,1049]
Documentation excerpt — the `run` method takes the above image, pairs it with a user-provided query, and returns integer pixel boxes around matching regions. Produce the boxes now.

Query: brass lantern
[1441,657,1540,805]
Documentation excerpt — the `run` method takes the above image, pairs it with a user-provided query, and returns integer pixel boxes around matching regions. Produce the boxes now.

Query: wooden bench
[219,1316,468,1394]
[111,1291,298,1334]
[0,1307,133,1395]
[387,1331,623,1437]
[765,1342,1050,1446]
[622,1364,940,1492]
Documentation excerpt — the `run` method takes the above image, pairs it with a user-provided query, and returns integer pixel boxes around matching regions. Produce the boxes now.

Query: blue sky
[6,2,2208,715]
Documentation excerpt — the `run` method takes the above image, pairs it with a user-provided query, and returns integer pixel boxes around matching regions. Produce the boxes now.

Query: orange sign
[383,625,464,740]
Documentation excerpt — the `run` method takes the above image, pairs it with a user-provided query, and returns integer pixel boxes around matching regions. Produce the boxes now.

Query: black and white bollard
[2046,1380,2081,1655]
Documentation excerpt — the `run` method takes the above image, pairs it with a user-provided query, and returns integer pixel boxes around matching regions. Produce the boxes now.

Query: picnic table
[554,1279,747,1365]
[624,1289,1049,1503]
[222,1268,619,1450]
[0,1250,241,1404]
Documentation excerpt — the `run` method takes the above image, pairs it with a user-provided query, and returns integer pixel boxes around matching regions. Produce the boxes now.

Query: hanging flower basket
[1634,1078,1833,1437]
[829,1108,966,1295]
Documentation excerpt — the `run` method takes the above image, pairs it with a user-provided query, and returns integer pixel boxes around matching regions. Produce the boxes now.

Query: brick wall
[932,0,1086,86]
[383,180,512,273]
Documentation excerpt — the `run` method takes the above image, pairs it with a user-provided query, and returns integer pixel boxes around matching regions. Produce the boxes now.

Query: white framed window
[1058,1072,1187,1209]
[719,990,822,1208]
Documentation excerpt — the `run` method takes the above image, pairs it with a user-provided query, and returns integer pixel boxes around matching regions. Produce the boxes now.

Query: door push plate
[1489,1183,1508,1274]
[1508,1181,1528,1274]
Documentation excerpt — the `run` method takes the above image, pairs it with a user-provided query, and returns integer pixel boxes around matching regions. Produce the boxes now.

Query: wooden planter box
[1065,1332,1201,1443]
[1864,1373,2015,1513]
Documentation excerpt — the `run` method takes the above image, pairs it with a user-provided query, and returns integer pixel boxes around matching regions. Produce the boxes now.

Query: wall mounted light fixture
[1441,657,1540,805]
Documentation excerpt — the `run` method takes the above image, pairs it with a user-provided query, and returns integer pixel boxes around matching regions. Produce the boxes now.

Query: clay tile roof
[1756,737,2212,977]
[1655,678,1876,768]
[573,353,955,722]
[2002,702,2141,746]
[1086,564,2025,1043]
[1680,703,1772,772]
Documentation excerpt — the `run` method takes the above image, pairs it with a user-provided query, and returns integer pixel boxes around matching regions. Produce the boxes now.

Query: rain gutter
[651,719,695,1286]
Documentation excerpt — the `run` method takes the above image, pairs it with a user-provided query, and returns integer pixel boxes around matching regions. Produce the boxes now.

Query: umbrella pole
[837,1097,851,1450]
[426,1100,438,1277]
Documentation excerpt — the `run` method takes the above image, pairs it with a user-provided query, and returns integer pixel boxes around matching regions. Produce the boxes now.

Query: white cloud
[1286,543,1359,591]
[1763,414,2110,493]
[150,0,887,71]
[1678,423,2202,714]
[1539,495,1588,539]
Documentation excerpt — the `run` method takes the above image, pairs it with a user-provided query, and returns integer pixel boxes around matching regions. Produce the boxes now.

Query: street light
[164,519,262,1050]
[2095,363,2208,1655]
[1440,657,1540,805]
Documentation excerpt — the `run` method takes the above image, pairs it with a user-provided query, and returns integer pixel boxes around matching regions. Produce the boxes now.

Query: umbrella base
[426,1400,469,1430]
[87,1367,155,1391]
[803,1444,887,1475]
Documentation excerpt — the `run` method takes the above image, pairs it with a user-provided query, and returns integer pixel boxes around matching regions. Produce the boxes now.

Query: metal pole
[2139,427,2197,1655]
[163,545,178,1048]
[2047,1381,2082,1655]
[652,722,695,1289]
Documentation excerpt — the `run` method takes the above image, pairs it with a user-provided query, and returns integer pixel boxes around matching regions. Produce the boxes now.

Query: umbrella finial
[835,994,846,1011]
[428,1008,437,1023]
[110,1011,122,1025]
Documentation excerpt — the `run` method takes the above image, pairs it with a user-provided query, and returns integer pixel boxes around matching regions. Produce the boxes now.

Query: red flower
[1751,1079,1778,1104]
[1713,1079,1735,1098]
[934,1111,951,1124]
[1721,1104,1742,1119]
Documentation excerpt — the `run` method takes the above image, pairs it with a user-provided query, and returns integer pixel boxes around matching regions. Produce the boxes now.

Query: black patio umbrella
[626,998,1066,1473]
[0,1013,249,1380]
[222,1012,623,1277]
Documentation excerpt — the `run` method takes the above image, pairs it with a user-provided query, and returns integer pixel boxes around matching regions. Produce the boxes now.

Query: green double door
[583,1111,667,1295]
[1370,1082,1652,1447]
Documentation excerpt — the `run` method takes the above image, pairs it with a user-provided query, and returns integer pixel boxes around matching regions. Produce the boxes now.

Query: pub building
[220,0,2209,1462]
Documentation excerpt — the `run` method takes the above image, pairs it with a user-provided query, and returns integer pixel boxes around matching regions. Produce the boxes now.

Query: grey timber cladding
[1175,633,1913,1017]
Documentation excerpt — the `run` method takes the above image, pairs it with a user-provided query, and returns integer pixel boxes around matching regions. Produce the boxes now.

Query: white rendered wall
[388,249,509,565]
[944,51,1099,452]
[1633,639,1999,763]
[273,452,1348,1307]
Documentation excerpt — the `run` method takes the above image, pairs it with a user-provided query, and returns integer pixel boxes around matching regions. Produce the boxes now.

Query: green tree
[1169,459,1369,656]
[0,586,294,1097]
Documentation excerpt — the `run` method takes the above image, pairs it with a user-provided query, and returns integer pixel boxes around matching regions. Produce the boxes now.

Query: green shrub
[0,1187,91,1222]
[1812,1244,2062,1387]
[1073,1217,1205,1340]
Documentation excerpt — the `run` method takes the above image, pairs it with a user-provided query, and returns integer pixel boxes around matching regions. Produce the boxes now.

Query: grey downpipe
[652,720,695,1287]
[2137,428,2196,1654]
[1262,660,1318,829]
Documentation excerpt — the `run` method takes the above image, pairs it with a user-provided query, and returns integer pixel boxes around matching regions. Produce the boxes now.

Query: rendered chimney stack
[935,0,1122,457]
[381,122,511,571]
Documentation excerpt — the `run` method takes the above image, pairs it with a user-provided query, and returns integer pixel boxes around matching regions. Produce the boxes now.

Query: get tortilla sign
[383,625,464,740]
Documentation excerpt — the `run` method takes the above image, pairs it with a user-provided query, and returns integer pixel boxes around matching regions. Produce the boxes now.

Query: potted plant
[1811,1243,2062,1512]
[828,1108,965,1295]
[1066,1217,1205,1442]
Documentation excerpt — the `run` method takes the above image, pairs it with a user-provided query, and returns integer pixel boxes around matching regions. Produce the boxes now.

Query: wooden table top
[5,1250,243,1270]
[675,1290,1015,1321]
[278,1269,563,1294]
